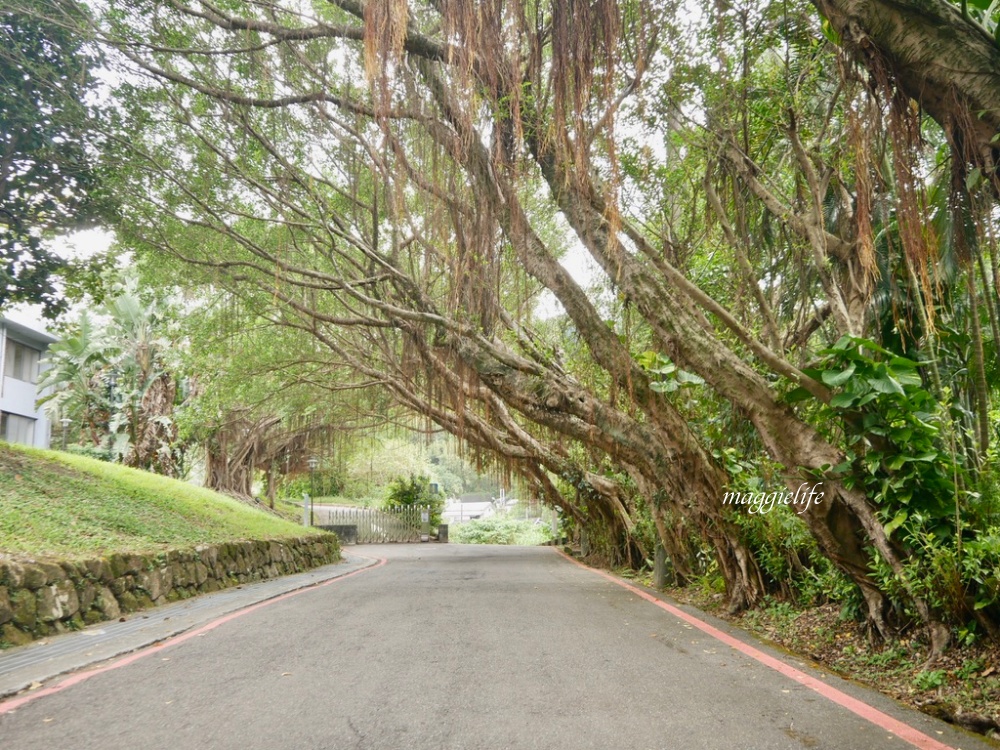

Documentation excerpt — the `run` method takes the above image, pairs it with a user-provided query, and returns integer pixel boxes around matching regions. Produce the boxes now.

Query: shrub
[451,516,553,546]
[384,474,444,526]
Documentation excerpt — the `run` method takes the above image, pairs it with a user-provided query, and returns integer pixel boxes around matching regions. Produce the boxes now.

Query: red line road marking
[557,550,955,750]
[0,556,387,716]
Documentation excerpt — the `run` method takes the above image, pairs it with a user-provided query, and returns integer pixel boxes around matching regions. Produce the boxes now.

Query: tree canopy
[0,0,111,315]
[15,0,1000,652]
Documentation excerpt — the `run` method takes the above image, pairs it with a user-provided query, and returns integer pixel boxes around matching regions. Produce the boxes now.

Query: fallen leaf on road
[43,718,53,723]
[28,682,42,691]
[282,672,292,676]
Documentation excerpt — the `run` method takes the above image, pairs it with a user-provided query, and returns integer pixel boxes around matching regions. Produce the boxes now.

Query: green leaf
[884,510,908,537]
[889,427,913,443]
[785,387,814,403]
[830,392,858,408]
[856,392,879,407]
[870,375,904,395]
[636,350,657,369]
[891,370,923,387]
[830,335,854,351]
[821,363,856,387]
[675,369,705,386]
[853,337,895,357]
[650,380,679,393]
[819,17,841,46]
[889,354,923,369]
[967,166,983,191]
[831,460,853,475]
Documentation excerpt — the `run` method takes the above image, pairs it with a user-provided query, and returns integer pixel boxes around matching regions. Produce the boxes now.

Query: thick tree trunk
[124,373,178,476]
[812,0,1000,177]
[203,414,281,500]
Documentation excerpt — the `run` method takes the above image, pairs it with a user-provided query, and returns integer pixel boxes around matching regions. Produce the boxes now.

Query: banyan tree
[21,0,1000,648]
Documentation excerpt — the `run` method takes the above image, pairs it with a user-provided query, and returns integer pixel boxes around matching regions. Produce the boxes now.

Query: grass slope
[0,442,323,560]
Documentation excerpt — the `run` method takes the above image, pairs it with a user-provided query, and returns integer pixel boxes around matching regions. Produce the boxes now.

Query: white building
[442,496,519,524]
[0,316,56,448]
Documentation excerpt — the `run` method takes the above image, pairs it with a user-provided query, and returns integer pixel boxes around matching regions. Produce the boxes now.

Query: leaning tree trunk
[412,59,767,611]
[812,0,1000,190]
[530,127,948,640]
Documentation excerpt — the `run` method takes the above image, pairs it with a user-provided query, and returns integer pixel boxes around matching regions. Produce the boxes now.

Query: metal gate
[316,505,429,543]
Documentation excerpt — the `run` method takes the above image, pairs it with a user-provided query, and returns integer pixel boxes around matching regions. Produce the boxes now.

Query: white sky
[534,247,604,319]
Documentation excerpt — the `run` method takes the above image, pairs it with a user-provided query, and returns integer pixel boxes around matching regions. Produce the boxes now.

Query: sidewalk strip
[557,549,954,750]
[0,555,387,716]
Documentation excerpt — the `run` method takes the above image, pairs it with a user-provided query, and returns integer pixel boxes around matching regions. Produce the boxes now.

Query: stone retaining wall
[0,534,340,647]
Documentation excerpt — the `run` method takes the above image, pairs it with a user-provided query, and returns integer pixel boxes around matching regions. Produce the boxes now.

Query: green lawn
[0,442,324,560]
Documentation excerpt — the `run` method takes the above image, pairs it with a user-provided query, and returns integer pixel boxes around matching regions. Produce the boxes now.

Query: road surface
[0,545,992,749]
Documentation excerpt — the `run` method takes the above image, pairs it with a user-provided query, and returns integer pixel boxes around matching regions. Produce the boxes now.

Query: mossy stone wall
[0,535,340,647]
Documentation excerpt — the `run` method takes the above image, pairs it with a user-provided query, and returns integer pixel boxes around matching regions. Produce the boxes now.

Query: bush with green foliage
[278,470,344,500]
[795,334,1000,625]
[451,516,553,546]
[384,474,444,526]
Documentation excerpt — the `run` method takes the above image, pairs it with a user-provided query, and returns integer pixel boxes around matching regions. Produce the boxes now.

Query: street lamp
[306,456,319,526]
[106,372,118,462]
[60,417,71,451]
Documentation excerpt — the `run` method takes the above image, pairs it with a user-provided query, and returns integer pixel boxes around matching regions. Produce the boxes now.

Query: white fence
[316,505,430,543]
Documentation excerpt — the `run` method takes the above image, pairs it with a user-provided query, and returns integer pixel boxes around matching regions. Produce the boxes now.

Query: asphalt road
[0,545,993,750]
